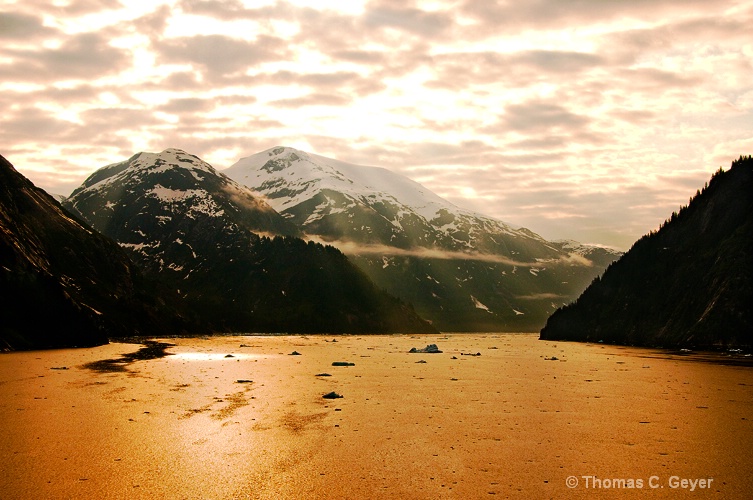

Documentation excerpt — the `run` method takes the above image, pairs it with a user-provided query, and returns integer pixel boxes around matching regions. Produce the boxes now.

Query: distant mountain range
[8,145,746,349]
[64,149,436,336]
[0,154,199,350]
[225,147,621,331]
[540,155,753,349]
[0,144,628,349]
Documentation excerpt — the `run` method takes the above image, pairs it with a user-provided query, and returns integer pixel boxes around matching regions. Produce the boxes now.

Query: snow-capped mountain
[225,146,621,331]
[226,146,560,257]
[66,148,300,257]
[64,149,436,334]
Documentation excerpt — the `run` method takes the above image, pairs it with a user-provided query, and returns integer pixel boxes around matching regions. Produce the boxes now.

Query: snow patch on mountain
[147,185,225,218]
[471,295,492,313]
[120,240,161,254]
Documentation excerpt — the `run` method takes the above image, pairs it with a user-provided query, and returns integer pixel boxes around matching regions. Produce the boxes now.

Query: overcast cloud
[1,0,751,249]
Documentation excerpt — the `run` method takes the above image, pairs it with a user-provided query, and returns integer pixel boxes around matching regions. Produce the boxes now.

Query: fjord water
[1,334,750,498]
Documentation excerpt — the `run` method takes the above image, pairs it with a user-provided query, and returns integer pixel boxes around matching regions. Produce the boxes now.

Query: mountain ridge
[225,146,578,257]
[64,148,437,334]
[540,155,753,348]
[225,146,621,331]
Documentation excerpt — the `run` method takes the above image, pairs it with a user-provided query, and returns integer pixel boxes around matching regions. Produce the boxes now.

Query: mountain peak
[227,147,483,224]
[66,148,301,252]
[135,148,217,175]
[266,145,309,159]
[162,147,189,155]
[70,148,218,199]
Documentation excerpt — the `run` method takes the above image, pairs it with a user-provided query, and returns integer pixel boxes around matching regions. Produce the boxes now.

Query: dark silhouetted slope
[540,156,753,348]
[0,155,199,350]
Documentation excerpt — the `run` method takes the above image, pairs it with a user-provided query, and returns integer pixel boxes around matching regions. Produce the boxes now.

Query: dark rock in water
[322,391,343,399]
[236,379,253,383]
[408,344,442,353]
[289,351,302,355]
[315,373,332,377]
[540,155,753,349]
[332,361,355,367]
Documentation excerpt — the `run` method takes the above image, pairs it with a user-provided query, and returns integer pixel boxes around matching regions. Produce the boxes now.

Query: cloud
[424,50,605,94]
[2,32,129,81]
[362,5,454,37]
[331,49,389,65]
[0,107,73,142]
[459,0,718,33]
[497,101,592,133]
[605,12,753,63]
[305,235,594,267]
[1,0,751,252]
[515,293,567,300]
[132,4,172,36]
[0,12,54,39]
[152,71,205,90]
[615,68,702,90]
[21,0,123,16]
[269,93,352,108]
[159,97,216,114]
[709,137,753,166]
[514,50,605,73]
[154,34,288,76]
[252,70,386,97]
[180,0,248,19]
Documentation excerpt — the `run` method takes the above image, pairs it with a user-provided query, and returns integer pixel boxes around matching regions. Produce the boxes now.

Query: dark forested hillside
[64,149,436,334]
[540,155,753,349]
[0,155,200,350]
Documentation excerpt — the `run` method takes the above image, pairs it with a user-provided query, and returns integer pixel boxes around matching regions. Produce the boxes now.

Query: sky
[1,0,752,250]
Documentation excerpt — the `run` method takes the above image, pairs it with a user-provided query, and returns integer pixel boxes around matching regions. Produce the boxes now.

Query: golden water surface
[1,334,751,498]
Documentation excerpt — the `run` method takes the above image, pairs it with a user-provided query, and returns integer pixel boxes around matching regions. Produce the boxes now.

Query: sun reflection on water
[170,352,266,361]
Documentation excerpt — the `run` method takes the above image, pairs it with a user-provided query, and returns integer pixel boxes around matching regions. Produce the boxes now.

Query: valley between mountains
[64,147,619,335]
